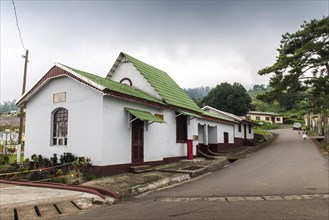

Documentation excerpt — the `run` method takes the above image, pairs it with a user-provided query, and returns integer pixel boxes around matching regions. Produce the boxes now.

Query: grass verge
[319,139,329,153]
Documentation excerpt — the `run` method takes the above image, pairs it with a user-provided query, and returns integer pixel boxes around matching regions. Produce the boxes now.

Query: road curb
[0,179,118,203]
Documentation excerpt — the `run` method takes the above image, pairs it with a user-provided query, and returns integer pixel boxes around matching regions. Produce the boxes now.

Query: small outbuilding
[201,106,254,152]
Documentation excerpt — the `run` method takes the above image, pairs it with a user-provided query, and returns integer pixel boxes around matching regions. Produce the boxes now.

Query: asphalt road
[144,128,329,198]
[66,198,329,220]
[64,128,329,220]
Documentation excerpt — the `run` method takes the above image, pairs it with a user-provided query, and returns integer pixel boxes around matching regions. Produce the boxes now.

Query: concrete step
[129,165,152,173]
[0,208,15,220]
[55,200,80,215]
[16,206,40,220]
[37,203,61,219]
[179,165,208,178]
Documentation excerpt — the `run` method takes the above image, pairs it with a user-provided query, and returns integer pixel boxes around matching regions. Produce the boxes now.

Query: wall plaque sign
[193,135,199,141]
[154,114,164,120]
[53,92,66,103]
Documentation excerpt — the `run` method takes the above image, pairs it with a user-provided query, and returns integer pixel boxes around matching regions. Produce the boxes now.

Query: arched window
[52,108,68,146]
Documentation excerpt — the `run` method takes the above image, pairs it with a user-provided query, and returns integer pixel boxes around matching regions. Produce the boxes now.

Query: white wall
[208,125,218,144]
[110,62,162,100]
[197,119,234,144]
[198,124,205,144]
[245,123,254,139]
[101,96,195,165]
[217,123,234,143]
[234,123,244,139]
[234,122,254,140]
[24,76,104,164]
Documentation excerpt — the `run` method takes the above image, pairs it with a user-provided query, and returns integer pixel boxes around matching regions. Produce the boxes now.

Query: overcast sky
[1,0,328,101]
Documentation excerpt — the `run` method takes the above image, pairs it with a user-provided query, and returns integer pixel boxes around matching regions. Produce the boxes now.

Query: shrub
[1,152,95,183]
[60,153,76,164]
[31,154,38,162]
[26,170,50,181]
[77,157,92,174]
[76,157,92,182]
[10,162,20,170]
[283,118,305,125]
[50,154,58,166]
[42,157,51,168]
[56,169,63,176]
[7,147,16,154]
[0,154,10,165]
[254,120,279,130]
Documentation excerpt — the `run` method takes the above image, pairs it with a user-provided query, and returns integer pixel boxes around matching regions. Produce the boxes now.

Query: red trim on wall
[90,156,186,176]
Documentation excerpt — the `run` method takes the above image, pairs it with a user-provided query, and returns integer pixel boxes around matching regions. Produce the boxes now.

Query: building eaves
[201,110,238,124]
[249,111,283,116]
[202,106,243,122]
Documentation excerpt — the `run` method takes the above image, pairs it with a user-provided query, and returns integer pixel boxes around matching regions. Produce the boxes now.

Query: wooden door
[132,119,144,163]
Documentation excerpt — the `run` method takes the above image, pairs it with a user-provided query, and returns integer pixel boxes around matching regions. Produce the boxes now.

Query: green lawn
[254,129,271,135]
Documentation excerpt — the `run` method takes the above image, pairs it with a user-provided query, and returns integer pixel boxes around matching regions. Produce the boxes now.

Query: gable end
[16,66,103,107]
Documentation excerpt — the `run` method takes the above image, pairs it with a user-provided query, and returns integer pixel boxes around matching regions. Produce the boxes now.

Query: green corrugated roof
[59,63,235,124]
[121,53,202,113]
[61,64,165,105]
[177,110,201,118]
[202,110,236,122]
[125,107,165,123]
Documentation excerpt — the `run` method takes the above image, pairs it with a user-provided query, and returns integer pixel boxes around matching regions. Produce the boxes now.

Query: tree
[257,91,308,111]
[201,82,252,116]
[252,84,266,91]
[0,99,18,113]
[258,16,329,138]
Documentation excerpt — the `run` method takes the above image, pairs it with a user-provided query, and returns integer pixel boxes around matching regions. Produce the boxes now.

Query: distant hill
[184,86,212,100]
[247,84,271,98]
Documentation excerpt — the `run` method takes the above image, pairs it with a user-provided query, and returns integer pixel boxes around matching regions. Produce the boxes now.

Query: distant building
[201,106,254,152]
[247,111,283,124]
[304,112,328,136]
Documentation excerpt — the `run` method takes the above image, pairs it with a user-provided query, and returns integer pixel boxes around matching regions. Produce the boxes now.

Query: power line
[11,0,26,51]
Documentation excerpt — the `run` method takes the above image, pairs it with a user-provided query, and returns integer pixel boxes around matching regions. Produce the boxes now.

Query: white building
[201,106,254,152]
[247,111,283,124]
[17,52,251,176]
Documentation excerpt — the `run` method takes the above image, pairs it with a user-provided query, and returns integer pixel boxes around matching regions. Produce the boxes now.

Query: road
[145,128,329,197]
[65,129,329,219]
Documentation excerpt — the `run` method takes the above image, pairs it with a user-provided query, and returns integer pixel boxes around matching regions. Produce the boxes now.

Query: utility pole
[17,49,28,163]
